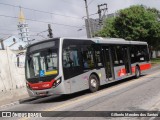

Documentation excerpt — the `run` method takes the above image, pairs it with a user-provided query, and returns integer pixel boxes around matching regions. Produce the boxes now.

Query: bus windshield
[26,48,58,79]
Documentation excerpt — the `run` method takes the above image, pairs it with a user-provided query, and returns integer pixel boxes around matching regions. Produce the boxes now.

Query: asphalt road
[1,66,160,120]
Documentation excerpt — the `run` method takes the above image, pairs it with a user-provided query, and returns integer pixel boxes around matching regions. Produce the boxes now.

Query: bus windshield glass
[26,48,58,79]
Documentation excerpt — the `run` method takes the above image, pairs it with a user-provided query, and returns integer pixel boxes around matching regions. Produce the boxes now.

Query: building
[17,7,30,45]
[85,18,101,38]
[85,13,118,37]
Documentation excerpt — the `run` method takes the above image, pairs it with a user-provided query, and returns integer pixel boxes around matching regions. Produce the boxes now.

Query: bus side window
[138,45,149,62]
[95,50,103,67]
[81,46,95,69]
[130,46,137,63]
[111,46,124,66]
[63,48,80,68]
[62,40,85,80]
[131,45,149,63]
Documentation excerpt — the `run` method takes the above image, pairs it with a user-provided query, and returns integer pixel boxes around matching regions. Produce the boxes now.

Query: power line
[88,0,96,6]
[0,28,17,32]
[0,28,45,34]
[0,28,52,39]
[0,2,82,20]
[0,33,12,35]
[61,0,84,8]
[0,33,14,36]
[82,12,98,19]
[0,14,82,28]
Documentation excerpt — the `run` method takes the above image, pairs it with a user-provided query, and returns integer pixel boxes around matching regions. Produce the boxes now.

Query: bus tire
[135,66,141,78]
[89,74,99,92]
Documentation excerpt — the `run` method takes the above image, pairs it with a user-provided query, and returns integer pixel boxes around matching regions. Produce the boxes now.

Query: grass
[151,58,160,66]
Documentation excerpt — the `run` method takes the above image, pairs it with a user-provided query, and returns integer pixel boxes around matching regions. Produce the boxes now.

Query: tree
[95,17,117,37]
[96,5,160,50]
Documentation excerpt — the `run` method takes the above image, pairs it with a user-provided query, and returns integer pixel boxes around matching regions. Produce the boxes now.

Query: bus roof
[61,37,148,45]
[28,37,147,48]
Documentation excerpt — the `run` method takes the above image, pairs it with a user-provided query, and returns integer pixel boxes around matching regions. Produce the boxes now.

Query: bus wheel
[135,66,141,78]
[89,74,99,92]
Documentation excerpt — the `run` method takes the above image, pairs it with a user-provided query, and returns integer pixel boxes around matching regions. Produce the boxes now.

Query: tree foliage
[96,5,160,49]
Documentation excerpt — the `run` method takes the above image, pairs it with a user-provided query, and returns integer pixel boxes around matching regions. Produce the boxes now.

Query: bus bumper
[27,87,64,97]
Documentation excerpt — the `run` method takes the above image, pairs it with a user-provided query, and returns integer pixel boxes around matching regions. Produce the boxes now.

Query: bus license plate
[38,92,48,96]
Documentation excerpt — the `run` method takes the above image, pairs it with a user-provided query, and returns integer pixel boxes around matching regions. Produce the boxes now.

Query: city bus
[25,37,151,97]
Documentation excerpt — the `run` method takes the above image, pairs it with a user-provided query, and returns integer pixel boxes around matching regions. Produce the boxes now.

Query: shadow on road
[20,75,146,104]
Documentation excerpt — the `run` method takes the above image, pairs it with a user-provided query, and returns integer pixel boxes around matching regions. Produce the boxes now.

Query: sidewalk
[0,86,29,107]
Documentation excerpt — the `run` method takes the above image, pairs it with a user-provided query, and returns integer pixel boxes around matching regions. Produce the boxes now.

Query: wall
[152,51,160,58]
[0,48,26,92]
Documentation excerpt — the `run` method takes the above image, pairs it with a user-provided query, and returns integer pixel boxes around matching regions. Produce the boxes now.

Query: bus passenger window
[95,51,103,67]
[111,46,124,66]
[63,49,80,68]
[81,45,94,69]
[83,59,89,68]
[137,45,149,62]
[82,51,94,69]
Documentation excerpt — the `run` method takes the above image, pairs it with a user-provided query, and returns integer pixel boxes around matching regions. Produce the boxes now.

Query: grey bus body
[25,37,150,97]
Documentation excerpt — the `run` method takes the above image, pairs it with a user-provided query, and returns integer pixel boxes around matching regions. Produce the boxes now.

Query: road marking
[45,71,160,111]
[18,70,160,120]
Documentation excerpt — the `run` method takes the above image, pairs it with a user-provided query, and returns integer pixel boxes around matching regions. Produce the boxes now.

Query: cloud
[0,0,160,43]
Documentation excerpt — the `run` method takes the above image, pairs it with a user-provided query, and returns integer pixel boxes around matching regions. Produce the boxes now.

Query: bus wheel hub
[91,79,97,88]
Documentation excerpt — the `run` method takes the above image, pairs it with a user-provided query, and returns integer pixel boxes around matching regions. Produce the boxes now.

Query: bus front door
[102,47,114,80]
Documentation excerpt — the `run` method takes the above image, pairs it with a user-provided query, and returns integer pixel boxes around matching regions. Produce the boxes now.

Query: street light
[9,38,17,47]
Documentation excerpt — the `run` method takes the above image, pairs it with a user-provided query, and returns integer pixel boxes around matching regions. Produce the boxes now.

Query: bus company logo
[32,87,38,89]
[2,112,11,117]
[42,84,50,88]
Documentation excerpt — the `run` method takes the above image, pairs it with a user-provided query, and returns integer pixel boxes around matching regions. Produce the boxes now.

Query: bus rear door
[102,46,114,80]
[122,46,132,75]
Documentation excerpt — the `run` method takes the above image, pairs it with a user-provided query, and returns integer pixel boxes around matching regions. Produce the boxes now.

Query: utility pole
[0,39,4,50]
[97,3,108,27]
[48,24,53,38]
[84,0,92,38]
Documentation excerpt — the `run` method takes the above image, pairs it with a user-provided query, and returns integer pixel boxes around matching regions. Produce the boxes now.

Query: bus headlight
[52,78,61,88]
[26,82,32,90]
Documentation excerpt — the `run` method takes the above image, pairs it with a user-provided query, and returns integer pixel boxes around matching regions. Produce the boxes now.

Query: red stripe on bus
[118,68,126,77]
[140,63,151,71]
[132,66,136,73]
[28,79,55,90]
[118,63,151,77]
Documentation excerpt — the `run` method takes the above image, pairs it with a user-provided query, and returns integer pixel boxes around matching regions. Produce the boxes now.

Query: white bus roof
[61,37,148,45]
[29,37,148,47]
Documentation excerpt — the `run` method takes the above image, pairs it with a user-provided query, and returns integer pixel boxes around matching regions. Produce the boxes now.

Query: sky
[0,0,160,49]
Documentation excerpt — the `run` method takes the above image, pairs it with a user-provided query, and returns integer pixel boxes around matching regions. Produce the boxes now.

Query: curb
[0,101,19,109]
[19,97,38,104]
[0,97,38,109]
